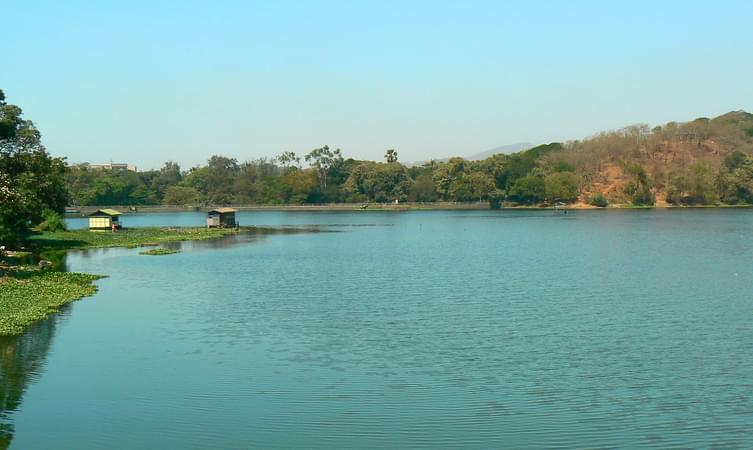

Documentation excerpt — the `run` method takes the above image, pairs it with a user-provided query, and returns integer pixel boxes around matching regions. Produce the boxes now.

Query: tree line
[64,142,584,208]
[3,86,753,248]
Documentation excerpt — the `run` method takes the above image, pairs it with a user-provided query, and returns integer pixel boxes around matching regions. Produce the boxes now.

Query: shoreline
[65,202,753,216]
[0,226,313,336]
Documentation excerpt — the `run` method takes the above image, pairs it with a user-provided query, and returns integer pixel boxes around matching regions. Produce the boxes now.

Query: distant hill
[466,142,533,160]
[547,110,753,205]
[407,142,534,166]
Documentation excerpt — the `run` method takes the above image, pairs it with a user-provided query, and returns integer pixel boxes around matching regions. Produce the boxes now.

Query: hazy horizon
[3,0,752,170]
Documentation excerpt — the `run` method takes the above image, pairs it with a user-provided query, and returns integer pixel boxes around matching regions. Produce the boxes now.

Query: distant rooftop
[83,162,137,172]
[88,209,122,217]
[208,208,237,214]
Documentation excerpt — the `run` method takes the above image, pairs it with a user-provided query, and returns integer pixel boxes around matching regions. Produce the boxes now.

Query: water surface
[3,210,753,448]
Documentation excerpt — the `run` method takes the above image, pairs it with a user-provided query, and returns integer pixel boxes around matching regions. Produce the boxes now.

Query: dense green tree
[505,143,563,184]
[279,169,317,203]
[0,89,68,246]
[345,161,411,202]
[162,185,201,205]
[468,171,496,201]
[206,155,239,204]
[452,171,495,202]
[0,171,24,246]
[231,158,284,204]
[716,154,753,204]
[432,157,466,200]
[408,174,438,202]
[544,172,580,203]
[151,161,182,200]
[182,166,210,198]
[552,160,576,173]
[231,162,262,204]
[667,162,717,205]
[508,174,546,204]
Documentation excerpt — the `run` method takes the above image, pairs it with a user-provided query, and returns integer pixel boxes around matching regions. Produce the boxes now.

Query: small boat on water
[554,202,569,214]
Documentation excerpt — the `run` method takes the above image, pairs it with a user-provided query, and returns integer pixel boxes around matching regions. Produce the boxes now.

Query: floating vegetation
[0,251,34,266]
[30,227,240,252]
[139,248,179,256]
[0,228,236,335]
[3,226,324,336]
[0,270,104,336]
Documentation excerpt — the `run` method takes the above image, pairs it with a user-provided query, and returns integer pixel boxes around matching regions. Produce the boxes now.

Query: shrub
[587,193,608,207]
[552,160,575,173]
[630,185,655,206]
[544,172,580,203]
[36,210,67,232]
[623,164,655,206]
[508,174,546,204]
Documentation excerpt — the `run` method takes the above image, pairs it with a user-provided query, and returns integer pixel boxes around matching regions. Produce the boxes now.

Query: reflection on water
[0,314,64,450]
[58,226,327,270]
[6,210,753,448]
[0,250,70,449]
[3,251,67,272]
[39,251,67,272]
[0,224,323,441]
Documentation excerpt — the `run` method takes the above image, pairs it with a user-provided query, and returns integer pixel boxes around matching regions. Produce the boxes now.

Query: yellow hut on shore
[88,209,122,231]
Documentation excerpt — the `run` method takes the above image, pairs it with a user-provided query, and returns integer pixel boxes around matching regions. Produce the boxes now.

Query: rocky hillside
[547,111,753,206]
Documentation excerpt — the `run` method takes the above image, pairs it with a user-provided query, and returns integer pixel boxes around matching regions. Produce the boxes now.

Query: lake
[2,210,753,449]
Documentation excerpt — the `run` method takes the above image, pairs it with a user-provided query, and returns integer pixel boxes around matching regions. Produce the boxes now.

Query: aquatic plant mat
[28,226,325,252]
[29,227,241,251]
[1,226,327,336]
[0,270,104,336]
[139,248,179,256]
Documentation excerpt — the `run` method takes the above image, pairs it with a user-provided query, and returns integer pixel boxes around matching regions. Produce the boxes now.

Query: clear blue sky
[3,0,752,169]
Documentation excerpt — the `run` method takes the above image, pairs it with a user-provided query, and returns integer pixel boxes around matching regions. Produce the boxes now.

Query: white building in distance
[83,162,138,172]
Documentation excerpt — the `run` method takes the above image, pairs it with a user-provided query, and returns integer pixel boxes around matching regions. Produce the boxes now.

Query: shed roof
[208,208,237,214]
[88,209,122,217]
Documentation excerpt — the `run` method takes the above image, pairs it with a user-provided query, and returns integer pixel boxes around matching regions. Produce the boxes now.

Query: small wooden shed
[88,209,122,230]
[207,208,237,228]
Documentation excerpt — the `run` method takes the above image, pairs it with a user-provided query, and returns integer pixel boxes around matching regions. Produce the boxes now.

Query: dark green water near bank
[3,210,753,449]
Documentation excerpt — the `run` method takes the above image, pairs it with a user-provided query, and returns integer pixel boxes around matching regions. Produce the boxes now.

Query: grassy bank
[0,269,103,336]
[2,226,324,335]
[0,227,251,336]
[28,227,240,252]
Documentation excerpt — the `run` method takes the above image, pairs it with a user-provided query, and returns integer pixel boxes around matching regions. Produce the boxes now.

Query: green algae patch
[139,248,179,256]
[29,227,239,252]
[0,270,104,336]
